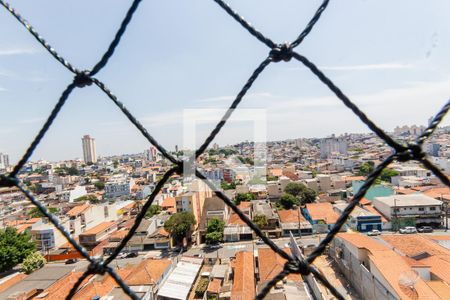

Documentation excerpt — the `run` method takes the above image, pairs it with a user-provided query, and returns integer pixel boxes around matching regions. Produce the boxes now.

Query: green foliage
[0,227,36,272]
[267,175,279,182]
[279,193,299,209]
[113,160,119,168]
[54,166,79,176]
[94,181,105,190]
[248,175,265,185]
[253,214,268,229]
[380,168,399,182]
[358,161,375,176]
[284,182,317,204]
[208,296,218,300]
[234,193,256,205]
[221,181,236,190]
[195,277,209,297]
[145,205,161,218]
[74,194,99,203]
[21,252,46,274]
[164,212,196,243]
[28,207,57,218]
[205,218,225,245]
[208,148,238,157]
[237,156,253,165]
[203,157,217,164]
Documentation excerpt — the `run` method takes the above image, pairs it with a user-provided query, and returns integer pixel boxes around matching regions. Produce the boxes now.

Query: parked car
[125,252,138,258]
[117,252,128,259]
[65,258,78,264]
[418,226,433,233]
[367,229,381,236]
[399,227,417,234]
[256,239,265,245]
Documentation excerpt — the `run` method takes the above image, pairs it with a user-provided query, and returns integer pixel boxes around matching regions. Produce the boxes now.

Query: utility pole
[393,197,398,231]
[297,205,302,239]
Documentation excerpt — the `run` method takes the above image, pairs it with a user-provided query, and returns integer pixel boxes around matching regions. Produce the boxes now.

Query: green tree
[113,160,119,168]
[145,205,161,218]
[164,212,196,243]
[253,214,268,229]
[358,161,375,176]
[221,181,236,190]
[94,181,105,190]
[205,218,225,245]
[21,252,46,274]
[0,227,36,273]
[28,207,57,218]
[66,167,79,176]
[284,182,317,204]
[74,194,99,203]
[234,193,256,205]
[284,182,304,197]
[380,168,400,182]
[267,175,279,181]
[279,193,299,209]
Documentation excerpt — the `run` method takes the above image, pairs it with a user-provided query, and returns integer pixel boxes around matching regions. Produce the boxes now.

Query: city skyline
[1,0,449,162]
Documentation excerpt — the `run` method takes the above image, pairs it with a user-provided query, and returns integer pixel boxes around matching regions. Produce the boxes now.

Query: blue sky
[0,0,449,163]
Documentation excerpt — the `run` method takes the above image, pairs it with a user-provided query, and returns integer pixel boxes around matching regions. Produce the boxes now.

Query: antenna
[398,270,419,289]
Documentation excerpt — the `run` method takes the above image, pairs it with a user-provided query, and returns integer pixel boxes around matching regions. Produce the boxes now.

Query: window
[430,207,436,211]
[394,208,399,213]
[418,207,424,211]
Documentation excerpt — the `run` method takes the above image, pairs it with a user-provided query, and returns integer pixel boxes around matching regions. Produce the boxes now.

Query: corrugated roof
[231,251,255,300]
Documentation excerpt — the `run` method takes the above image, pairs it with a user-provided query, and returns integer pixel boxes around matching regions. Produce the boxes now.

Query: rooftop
[79,221,116,236]
[231,251,255,300]
[305,202,339,224]
[374,194,442,207]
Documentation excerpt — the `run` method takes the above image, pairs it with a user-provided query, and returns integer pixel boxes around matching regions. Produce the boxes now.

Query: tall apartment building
[319,137,348,159]
[81,135,97,163]
[0,152,10,169]
[144,146,157,161]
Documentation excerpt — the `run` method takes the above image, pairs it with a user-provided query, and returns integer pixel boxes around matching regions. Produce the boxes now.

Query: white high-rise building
[319,137,348,159]
[82,135,97,164]
[0,153,9,169]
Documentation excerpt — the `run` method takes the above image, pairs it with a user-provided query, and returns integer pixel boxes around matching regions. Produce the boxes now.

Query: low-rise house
[303,203,341,233]
[79,221,117,249]
[333,203,382,232]
[330,233,443,300]
[31,223,67,252]
[277,209,312,236]
[372,194,443,228]
[224,202,253,242]
[252,200,281,238]
[105,175,134,199]
[59,185,87,202]
[231,252,255,300]
[197,195,229,244]
[157,257,203,300]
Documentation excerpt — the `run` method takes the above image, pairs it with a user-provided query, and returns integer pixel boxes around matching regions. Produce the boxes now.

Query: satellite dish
[398,270,419,289]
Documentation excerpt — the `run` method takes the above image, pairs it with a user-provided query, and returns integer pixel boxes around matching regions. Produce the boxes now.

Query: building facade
[81,135,97,164]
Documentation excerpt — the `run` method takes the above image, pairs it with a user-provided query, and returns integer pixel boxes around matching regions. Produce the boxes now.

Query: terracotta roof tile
[231,252,255,300]
[278,209,306,223]
[207,278,222,294]
[125,259,171,286]
[80,221,116,236]
[0,273,27,293]
[66,204,90,217]
[258,248,301,283]
[305,203,339,224]
[426,281,450,300]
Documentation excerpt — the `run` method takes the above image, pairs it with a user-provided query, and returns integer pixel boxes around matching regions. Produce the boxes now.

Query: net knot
[0,175,18,187]
[270,43,293,62]
[285,258,310,276]
[397,144,425,162]
[74,70,93,88]
[88,258,107,275]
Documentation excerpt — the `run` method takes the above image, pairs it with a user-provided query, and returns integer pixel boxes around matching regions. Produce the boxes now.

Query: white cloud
[18,117,45,125]
[289,63,414,72]
[196,92,273,103]
[0,47,40,56]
